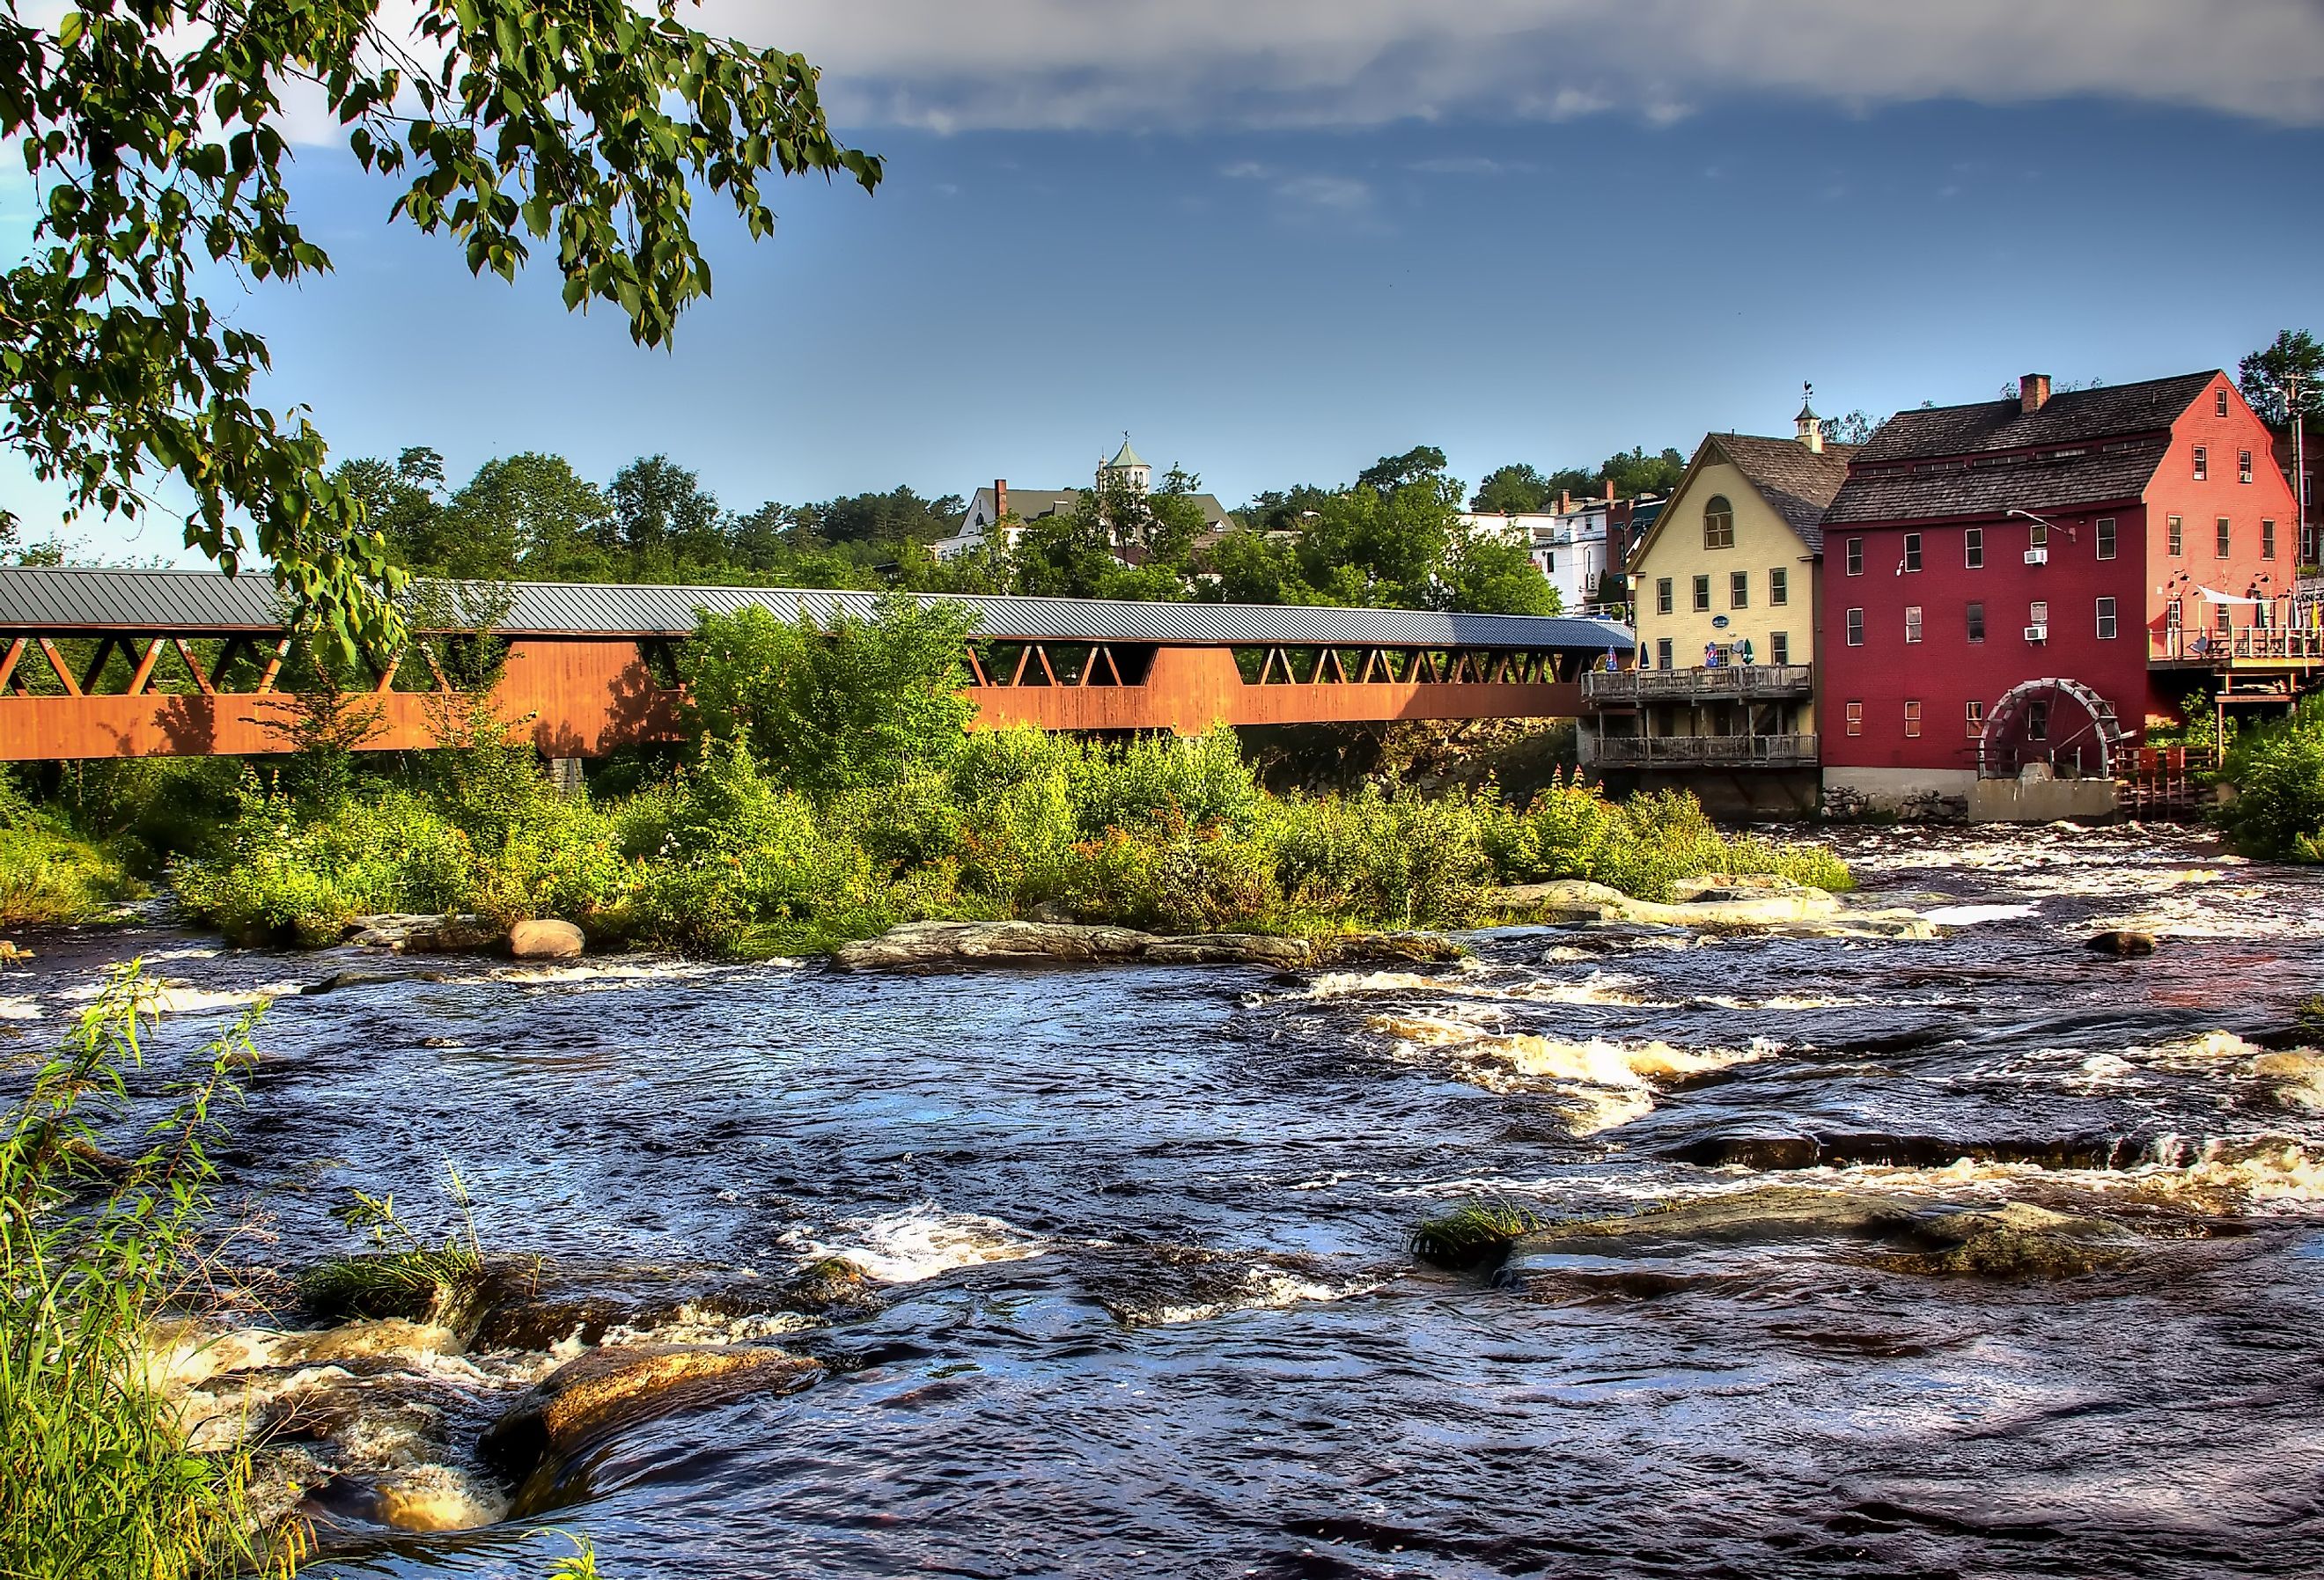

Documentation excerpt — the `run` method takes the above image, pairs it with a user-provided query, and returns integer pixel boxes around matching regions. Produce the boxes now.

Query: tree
[1233,484,1332,535]
[1598,446,1687,498]
[1440,527,1560,616]
[2239,331,2324,428]
[1820,410,1878,447]
[333,451,446,572]
[800,487,966,547]
[605,456,724,577]
[1357,445,1448,495]
[0,2,879,656]
[1469,464,1554,515]
[450,453,613,581]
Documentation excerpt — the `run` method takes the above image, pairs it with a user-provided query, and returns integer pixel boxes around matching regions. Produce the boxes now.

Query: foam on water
[795,1202,1047,1283]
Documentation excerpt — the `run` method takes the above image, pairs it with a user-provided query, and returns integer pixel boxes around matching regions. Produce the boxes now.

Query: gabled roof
[1850,371,2217,464]
[1630,432,1854,566]
[1825,371,2221,527]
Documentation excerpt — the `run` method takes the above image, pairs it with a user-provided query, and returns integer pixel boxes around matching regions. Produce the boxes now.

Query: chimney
[2020,374,2051,414]
[994,478,1008,520]
[1603,479,1615,503]
[1558,489,1572,514]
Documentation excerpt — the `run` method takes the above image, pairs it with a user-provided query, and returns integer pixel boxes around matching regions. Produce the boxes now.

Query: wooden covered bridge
[0,567,1633,761]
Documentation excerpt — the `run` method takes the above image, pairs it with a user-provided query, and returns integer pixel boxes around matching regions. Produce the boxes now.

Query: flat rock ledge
[833,919,1313,972]
[1488,876,1936,939]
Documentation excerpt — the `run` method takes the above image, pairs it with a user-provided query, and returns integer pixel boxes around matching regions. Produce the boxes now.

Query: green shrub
[1274,784,1489,928]
[173,783,474,944]
[2217,702,2324,861]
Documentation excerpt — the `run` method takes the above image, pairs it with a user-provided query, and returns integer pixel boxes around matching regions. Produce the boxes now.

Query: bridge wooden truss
[0,570,1630,760]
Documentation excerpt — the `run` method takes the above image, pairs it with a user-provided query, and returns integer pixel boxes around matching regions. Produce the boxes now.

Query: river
[9,823,2324,1577]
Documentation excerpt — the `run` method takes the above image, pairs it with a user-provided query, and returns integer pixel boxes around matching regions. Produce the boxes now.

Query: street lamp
[2006,506,2076,541]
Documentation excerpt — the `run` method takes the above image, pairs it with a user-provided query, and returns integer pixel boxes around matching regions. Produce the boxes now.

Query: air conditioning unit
[2024,623,2049,642]
[2024,547,2049,565]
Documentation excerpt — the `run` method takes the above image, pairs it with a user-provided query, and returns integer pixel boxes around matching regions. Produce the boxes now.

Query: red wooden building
[1817,371,2318,819]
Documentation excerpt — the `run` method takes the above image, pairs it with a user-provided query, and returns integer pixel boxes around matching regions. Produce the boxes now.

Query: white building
[1460,499,1614,613]
[930,437,1236,562]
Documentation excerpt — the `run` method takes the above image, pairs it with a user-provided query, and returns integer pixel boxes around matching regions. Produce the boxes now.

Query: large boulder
[478,1343,820,1498]
[1489,878,1844,930]
[833,920,1315,972]
[507,918,585,960]
[2086,929,2159,957]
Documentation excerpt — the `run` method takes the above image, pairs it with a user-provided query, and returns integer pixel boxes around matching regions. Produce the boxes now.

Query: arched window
[1703,496,1735,549]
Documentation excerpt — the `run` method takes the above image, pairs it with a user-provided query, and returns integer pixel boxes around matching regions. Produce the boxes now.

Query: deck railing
[1584,732,1819,768]
[1583,663,1815,706]
[2151,627,2324,662]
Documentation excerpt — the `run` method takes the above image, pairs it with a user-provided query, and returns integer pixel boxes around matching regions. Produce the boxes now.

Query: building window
[2029,599,2048,639]
[1904,605,1923,643]
[1769,631,1789,665]
[2263,519,2276,560]
[1769,568,1788,606]
[2167,515,2184,555]
[2216,601,2232,632]
[1845,701,1863,737]
[1903,700,1923,739]
[2217,517,2232,558]
[2217,388,2230,417]
[2096,517,2116,560]
[2097,596,2117,640]
[2029,520,2049,553]
[1655,577,1673,615]
[2194,445,2208,481]
[1965,699,1984,738]
[1730,570,1749,609]
[1967,601,1985,643]
[2239,449,2254,484]
[1964,527,1983,569]
[1656,637,1673,670]
[1902,533,1923,572]
[1846,538,1864,576]
[1845,607,1864,646]
[1703,496,1735,549]
[1692,574,1711,612]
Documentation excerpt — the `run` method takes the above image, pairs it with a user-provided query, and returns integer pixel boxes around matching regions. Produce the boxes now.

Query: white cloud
[697,0,2324,131]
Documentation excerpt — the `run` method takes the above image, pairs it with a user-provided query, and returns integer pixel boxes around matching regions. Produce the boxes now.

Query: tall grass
[0,964,280,1578]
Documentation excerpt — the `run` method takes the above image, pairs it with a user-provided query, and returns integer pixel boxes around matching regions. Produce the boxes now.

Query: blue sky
[8,1,2324,560]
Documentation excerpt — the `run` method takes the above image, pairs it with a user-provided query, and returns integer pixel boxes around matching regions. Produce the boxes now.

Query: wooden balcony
[2150,627,2324,670]
[1583,663,1815,708]
[1584,732,1819,768]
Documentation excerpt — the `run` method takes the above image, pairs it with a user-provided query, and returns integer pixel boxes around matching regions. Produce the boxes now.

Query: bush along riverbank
[43,598,1850,953]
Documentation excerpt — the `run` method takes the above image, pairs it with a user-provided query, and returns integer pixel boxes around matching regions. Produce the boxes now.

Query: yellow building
[1580,401,1854,810]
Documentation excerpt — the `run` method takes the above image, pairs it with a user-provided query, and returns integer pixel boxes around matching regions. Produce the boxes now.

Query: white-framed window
[1904,605,1923,643]
[1769,631,1789,665]
[2217,388,2230,417]
[2167,515,2184,555]
[1769,568,1788,606]
[1845,701,1863,737]
[1964,527,1983,569]
[1846,538,1864,576]
[2096,517,2116,560]
[2239,449,2254,484]
[1656,637,1673,670]
[2217,517,2232,558]
[1656,577,1673,615]
[2263,519,2276,561]
[1902,533,1923,572]
[1966,600,1985,643]
[1903,700,1922,739]
[2096,596,2117,640]
[1845,607,1864,646]
[2194,445,2208,481]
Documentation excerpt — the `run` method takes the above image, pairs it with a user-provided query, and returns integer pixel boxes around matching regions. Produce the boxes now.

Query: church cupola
[1099,434,1152,495]
[1795,382,1823,453]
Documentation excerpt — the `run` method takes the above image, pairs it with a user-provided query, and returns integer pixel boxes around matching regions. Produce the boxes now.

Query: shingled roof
[1710,434,1857,554]
[1825,371,2218,527]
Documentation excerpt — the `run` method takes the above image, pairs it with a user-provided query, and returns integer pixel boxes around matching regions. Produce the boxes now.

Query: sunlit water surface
[10,823,2324,1578]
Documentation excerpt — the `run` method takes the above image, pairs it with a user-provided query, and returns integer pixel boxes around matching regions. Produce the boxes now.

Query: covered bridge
[0,568,1632,761]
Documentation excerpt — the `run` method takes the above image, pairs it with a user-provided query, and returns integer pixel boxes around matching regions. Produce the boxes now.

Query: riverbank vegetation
[0,968,279,1578]
[142,598,1845,955]
[2216,697,2324,862]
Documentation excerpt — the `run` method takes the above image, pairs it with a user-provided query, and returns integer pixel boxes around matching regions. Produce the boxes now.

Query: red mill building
[1817,371,2318,820]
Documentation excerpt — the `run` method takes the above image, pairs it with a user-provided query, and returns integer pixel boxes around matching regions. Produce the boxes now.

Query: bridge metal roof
[0,567,1633,650]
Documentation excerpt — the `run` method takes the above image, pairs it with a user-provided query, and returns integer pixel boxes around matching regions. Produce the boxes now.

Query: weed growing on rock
[1409,1199,1547,1268]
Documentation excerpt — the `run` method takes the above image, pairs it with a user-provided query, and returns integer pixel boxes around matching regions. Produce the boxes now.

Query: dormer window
[2217,388,2231,417]
[1703,496,1735,549]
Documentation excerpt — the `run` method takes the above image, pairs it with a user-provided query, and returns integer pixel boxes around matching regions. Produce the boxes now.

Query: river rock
[833,919,1312,971]
[345,914,504,953]
[1489,877,1845,930]
[2086,929,2159,957]
[507,918,585,959]
[478,1343,821,1491]
[1318,932,1468,966]
[467,1256,878,1351]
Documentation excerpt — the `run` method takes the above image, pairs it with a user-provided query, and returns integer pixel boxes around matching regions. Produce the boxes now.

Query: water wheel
[1978,677,2125,779]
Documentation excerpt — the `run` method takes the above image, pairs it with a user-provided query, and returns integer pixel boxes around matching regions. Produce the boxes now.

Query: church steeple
[1795,382,1823,453]
[1099,432,1152,494]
